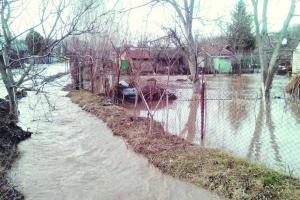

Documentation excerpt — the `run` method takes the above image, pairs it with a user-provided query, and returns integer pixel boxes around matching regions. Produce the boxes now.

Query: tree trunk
[252,0,296,97]
[237,54,242,76]
[166,0,198,92]
[7,86,18,120]
[188,51,199,92]
[79,61,84,89]
[186,30,199,92]
[0,46,19,121]
[0,69,18,121]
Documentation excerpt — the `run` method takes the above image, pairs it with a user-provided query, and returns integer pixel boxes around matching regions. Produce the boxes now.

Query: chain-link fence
[69,55,300,178]
[136,75,300,178]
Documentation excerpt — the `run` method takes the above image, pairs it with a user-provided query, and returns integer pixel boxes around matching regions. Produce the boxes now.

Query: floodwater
[132,74,300,177]
[7,72,219,199]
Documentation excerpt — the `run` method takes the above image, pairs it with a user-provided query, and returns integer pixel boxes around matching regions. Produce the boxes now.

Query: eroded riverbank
[0,99,31,200]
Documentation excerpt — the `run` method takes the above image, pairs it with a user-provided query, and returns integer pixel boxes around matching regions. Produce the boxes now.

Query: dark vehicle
[277,65,292,75]
[117,81,138,102]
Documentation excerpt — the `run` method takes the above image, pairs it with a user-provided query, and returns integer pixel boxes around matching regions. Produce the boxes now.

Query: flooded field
[130,74,300,177]
[3,70,218,199]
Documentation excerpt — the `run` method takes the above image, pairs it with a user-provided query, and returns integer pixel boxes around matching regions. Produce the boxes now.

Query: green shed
[213,57,232,73]
[120,60,129,70]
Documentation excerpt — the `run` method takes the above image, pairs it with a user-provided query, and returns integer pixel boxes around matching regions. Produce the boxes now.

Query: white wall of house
[197,56,205,68]
[292,43,300,75]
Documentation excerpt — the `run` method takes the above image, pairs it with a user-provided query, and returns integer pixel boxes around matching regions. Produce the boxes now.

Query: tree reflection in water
[227,76,249,133]
[247,99,282,165]
[179,93,200,143]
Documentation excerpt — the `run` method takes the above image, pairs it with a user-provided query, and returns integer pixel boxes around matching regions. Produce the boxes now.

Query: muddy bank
[0,99,31,200]
[69,90,300,200]
[10,79,218,200]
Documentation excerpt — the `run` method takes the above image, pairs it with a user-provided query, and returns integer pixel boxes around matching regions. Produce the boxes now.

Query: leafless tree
[156,0,199,91]
[251,0,297,98]
[0,0,113,122]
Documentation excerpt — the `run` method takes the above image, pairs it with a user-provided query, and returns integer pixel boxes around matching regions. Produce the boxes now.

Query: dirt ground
[69,90,300,200]
[0,99,31,200]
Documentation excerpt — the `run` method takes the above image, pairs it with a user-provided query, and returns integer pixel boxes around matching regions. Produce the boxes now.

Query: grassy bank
[69,90,300,200]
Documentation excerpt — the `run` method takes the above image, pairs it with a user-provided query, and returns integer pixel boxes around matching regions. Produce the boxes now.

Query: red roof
[198,44,233,57]
[125,48,151,59]
[219,48,233,56]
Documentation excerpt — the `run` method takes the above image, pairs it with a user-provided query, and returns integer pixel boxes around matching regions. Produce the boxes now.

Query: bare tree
[251,0,297,97]
[157,0,199,91]
[0,0,111,122]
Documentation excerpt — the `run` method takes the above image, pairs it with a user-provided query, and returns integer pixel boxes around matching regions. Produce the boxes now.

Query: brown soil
[68,90,300,200]
[0,99,31,200]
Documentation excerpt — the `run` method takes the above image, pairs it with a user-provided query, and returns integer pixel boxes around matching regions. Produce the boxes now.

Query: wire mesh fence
[135,76,300,178]
[69,55,300,178]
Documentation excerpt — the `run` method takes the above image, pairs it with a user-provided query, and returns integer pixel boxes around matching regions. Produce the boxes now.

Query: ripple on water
[10,86,220,200]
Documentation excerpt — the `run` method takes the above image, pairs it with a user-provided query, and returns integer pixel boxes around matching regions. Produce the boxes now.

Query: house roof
[152,47,186,59]
[198,45,233,57]
[125,48,151,59]
[196,36,234,58]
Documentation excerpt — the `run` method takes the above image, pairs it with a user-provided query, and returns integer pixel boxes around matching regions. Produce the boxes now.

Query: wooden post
[90,57,94,93]
[200,81,206,140]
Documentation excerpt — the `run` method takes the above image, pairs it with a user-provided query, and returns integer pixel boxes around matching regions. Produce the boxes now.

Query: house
[120,48,154,75]
[292,43,300,75]
[267,25,300,73]
[198,44,233,74]
[0,39,28,68]
[152,48,189,74]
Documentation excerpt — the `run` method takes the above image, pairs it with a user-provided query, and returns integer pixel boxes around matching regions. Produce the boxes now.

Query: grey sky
[125,0,300,39]
[6,0,300,41]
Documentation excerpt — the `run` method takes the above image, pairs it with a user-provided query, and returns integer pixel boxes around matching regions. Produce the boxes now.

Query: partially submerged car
[277,65,292,75]
[117,81,137,102]
[117,80,177,103]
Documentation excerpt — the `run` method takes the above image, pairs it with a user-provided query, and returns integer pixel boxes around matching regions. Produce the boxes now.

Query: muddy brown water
[128,74,300,177]
[9,75,219,200]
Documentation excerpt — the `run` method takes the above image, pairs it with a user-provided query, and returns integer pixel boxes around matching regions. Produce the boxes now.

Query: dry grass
[69,90,300,200]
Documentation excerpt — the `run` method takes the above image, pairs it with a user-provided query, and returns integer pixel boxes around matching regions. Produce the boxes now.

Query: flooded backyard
[0,65,298,198]
[1,69,218,199]
[130,74,300,177]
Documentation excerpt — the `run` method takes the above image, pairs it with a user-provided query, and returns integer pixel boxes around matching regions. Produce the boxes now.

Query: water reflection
[129,75,300,177]
[179,93,199,143]
[247,100,264,161]
[247,99,282,165]
[227,77,249,133]
[265,100,282,165]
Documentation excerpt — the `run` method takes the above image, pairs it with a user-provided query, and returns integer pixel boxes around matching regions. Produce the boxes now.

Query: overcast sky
[124,0,300,39]
[6,0,300,42]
